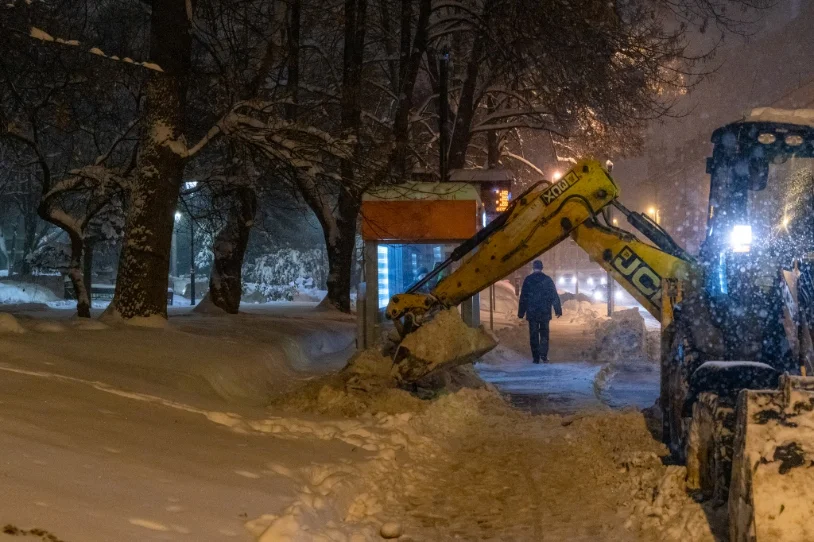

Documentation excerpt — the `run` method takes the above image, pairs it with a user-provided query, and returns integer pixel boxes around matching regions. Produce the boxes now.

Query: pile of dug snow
[274,309,496,416]
[493,324,533,356]
[396,309,497,381]
[626,465,724,541]
[589,308,655,362]
[563,299,604,325]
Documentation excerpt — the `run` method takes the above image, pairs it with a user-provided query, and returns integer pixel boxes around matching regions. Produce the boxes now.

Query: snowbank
[479,280,519,317]
[0,281,60,304]
[0,313,25,334]
[747,107,814,128]
[589,308,657,363]
[0,308,357,409]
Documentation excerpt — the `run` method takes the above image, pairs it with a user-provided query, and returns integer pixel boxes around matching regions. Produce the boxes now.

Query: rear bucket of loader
[729,375,814,541]
[394,309,497,383]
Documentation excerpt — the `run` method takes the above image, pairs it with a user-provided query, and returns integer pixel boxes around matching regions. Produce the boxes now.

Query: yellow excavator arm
[386,159,699,325]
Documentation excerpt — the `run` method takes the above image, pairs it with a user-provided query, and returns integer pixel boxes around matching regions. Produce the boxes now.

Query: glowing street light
[646,206,660,224]
[552,171,562,181]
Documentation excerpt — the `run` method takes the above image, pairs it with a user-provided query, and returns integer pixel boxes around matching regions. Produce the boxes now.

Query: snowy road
[477,313,661,415]
[477,360,660,414]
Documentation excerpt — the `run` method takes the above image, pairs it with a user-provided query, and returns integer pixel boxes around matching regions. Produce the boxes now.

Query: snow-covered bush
[241,249,327,303]
[244,249,326,287]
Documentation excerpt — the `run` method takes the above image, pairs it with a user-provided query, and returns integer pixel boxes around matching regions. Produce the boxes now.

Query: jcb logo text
[613,246,662,308]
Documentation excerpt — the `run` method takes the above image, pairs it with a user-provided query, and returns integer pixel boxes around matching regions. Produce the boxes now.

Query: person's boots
[532,358,540,364]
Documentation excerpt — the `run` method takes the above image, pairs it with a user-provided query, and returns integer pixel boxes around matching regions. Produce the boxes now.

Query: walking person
[517,260,562,363]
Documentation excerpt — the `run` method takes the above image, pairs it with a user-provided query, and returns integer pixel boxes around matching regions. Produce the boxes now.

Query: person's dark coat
[518,272,562,321]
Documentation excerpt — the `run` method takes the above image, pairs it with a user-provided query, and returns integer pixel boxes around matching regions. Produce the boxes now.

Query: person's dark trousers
[528,319,551,363]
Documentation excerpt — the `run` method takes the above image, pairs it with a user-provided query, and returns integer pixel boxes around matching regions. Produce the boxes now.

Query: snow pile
[274,309,495,416]
[589,308,653,362]
[747,107,814,128]
[0,313,25,334]
[563,299,604,325]
[0,281,60,304]
[192,294,228,315]
[396,309,497,381]
[493,323,533,356]
[626,465,723,541]
[479,280,519,318]
[273,352,425,417]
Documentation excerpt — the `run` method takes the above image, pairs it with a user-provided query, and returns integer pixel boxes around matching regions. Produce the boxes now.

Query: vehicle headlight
[785,134,804,146]
[758,133,776,144]
[729,224,752,253]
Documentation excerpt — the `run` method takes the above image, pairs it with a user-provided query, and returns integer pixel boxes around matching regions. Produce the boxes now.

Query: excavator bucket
[394,309,497,383]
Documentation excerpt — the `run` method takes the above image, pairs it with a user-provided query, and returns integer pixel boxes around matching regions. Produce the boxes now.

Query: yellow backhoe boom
[386,159,698,324]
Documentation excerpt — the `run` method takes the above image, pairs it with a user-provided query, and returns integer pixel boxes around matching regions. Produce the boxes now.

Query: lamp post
[184,181,198,306]
[172,212,180,277]
[174,210,196,305]
[189,217,195,305]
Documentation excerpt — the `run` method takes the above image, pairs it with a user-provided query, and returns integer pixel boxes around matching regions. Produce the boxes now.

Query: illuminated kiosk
[357,169,513,348]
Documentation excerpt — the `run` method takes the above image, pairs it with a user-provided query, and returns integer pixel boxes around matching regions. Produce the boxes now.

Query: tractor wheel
[662,318,701,462]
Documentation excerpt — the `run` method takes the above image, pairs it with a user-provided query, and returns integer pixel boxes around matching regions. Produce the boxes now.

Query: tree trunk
[320,0,367,312]
[324,189,359,313]
[447,44,483,170]
[206,186,256,314]
[83,238,94,300]
[19,212,37,277]
[108,0,192,320]
[285,0,300,121]
[68,233,91,318]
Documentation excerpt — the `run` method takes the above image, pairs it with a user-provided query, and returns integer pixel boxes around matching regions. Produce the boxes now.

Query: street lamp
[552,171,562,181]
[647,206,661,224]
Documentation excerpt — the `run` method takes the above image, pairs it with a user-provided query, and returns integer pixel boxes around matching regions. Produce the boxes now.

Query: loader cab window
[705,122,814,260]
[750,157,814,253]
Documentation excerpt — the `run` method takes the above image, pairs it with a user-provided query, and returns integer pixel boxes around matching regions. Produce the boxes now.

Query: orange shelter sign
[361,199,477,242]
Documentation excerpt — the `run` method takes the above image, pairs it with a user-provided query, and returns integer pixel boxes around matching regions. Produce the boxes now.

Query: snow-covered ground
[0,298,716,541]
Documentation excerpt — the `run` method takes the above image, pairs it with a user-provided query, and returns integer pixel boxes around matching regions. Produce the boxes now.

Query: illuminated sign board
[495,189,510,212]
